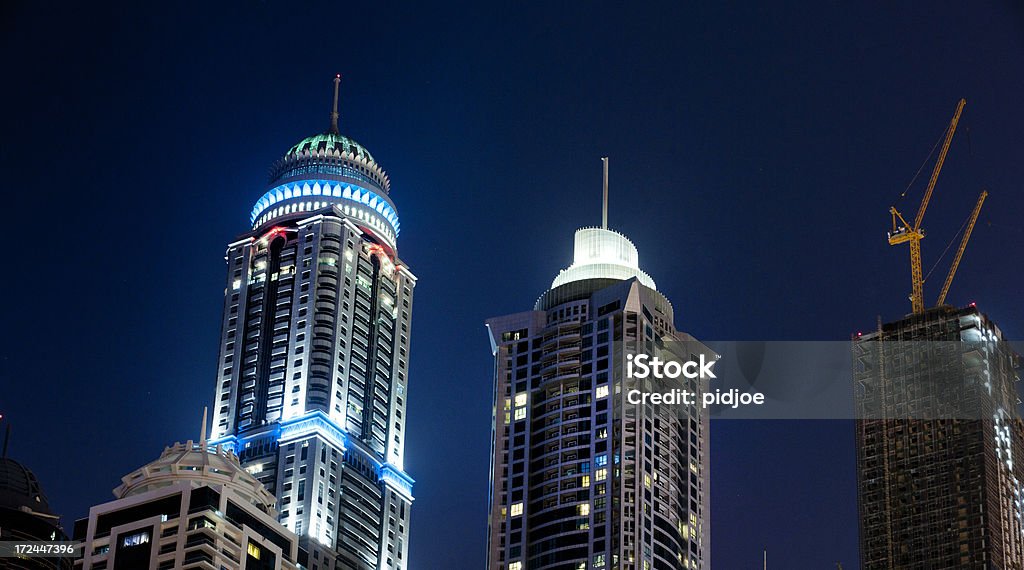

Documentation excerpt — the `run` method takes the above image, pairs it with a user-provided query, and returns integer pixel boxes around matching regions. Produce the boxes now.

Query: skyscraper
[208,77,415,570]
[485,163,710,570]
[854,305,1024,569]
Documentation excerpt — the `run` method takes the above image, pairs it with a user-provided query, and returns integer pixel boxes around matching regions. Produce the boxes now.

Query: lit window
[644,474,652,488]
[514,393,527,407]
[595,468,607,482]
[509,563,522,570]
[121,531,149,547]
[247,542,262,560]
[596,385,609,399]
[577,503,590,516]
[581,475,590,488]
[510,502,523,517]
[514,408,526,421]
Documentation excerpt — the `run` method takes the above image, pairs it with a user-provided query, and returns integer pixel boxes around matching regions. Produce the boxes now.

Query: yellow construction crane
[936,190,988,306]
[888,98,966,313]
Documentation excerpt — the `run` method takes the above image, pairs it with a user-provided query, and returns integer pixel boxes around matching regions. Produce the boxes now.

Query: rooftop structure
[74,420,303,570]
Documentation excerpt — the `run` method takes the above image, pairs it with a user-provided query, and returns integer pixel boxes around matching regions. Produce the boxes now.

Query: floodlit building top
[551,227,657,290]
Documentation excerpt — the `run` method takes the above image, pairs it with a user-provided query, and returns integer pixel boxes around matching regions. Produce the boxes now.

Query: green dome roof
[286,132,375,162]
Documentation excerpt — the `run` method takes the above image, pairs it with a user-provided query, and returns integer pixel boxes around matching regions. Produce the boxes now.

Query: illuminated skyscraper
[485,162,710,570]
[209,77,415,570]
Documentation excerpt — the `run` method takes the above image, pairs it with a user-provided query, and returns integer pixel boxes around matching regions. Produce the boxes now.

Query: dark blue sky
[3,2,1023,568]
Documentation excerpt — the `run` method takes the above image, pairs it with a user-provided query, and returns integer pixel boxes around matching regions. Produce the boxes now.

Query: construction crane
[888,98,966,314]
[936,190,988,306]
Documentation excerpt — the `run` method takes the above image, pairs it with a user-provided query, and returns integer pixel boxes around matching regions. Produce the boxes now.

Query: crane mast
[936,190,987,306]
[888,98,966,314]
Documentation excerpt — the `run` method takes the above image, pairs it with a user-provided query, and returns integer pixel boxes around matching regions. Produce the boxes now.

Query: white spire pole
[601,156,609,229]
[200,406,208,448]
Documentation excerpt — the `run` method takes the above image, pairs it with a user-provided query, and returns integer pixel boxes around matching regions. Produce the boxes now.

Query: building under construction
[854,305,1024,569]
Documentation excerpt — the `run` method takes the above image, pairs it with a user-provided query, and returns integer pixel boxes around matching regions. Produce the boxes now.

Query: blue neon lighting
[210,415,414,499]
[250,179,400,234]
[379,464,415,500]
[278,410,348,451]
[212,412,347,452]
[209,424,279,454]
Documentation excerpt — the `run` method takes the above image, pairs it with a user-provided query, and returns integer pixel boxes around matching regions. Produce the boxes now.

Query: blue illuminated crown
[249,76,400,246]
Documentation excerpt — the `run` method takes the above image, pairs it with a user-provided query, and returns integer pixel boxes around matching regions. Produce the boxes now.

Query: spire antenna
[200,407,208,448]
[330,74,342,134]
[601,157,609,229]
[1,415,9,458]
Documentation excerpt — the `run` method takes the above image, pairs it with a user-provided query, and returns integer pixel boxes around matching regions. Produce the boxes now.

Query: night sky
[3,3,1024,568]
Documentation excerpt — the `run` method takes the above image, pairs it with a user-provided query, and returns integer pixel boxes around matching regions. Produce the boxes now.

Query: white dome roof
[551,227,657,290]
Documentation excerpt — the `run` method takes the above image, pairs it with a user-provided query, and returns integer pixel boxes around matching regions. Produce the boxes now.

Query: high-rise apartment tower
[485,164,710,570]
[209,77,415,570]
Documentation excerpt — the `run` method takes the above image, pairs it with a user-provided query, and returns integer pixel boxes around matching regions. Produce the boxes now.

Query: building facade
[208,79,415,570]
[854,305,1024,569]
[73,440,303,570]
[486,227,710,570]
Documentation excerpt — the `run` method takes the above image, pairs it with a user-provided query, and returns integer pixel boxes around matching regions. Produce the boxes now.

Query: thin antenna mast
[200,407,208,448]
[1,415,9,458]
[601,157,609,228]
[330,74,342,134]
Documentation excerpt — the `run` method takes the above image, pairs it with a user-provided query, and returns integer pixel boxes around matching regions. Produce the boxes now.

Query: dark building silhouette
[0,454,72,569]
[854,305,1024,569]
